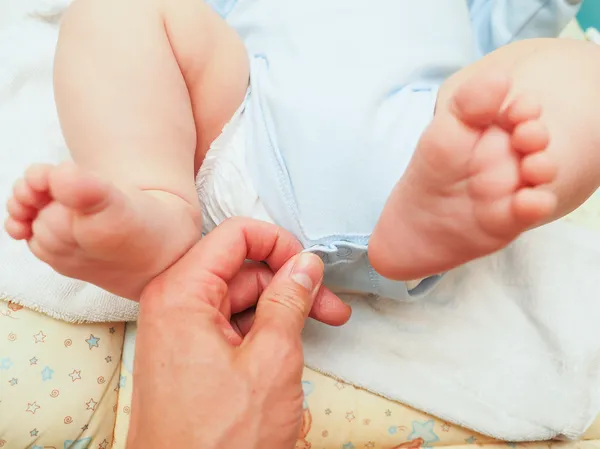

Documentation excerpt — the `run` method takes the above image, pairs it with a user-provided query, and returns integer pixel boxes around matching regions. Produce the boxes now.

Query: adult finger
[153,218,302,289]
[227,262,351,326]
[197,218,303,281]
[245,252,323,345]
[142,218,302,309]
[309,287,352,326]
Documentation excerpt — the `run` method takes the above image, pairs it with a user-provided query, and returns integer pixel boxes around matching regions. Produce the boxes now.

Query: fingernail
[290,253,323,294]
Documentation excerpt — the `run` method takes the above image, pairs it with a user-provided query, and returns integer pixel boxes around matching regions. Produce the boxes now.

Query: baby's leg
[4,0,248,299]
[370,38,600,281]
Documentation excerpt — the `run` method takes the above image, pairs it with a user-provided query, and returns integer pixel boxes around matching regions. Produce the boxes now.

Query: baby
[4,0,599,302]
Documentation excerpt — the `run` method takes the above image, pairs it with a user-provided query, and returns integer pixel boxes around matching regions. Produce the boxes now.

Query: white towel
[302,220,600,442]
[0,0,139,322]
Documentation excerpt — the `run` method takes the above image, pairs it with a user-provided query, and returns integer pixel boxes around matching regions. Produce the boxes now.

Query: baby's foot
[369,74,557,280]
[4,163,201,299]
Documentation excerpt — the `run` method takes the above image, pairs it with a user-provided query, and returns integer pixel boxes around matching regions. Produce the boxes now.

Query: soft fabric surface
[2,303,600,449]
[0,301,124,449]
[114,319,600,449]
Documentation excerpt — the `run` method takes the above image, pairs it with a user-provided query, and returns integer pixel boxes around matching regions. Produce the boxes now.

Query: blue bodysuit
[206,0,581,300]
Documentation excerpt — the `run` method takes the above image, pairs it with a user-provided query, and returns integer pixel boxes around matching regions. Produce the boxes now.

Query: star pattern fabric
[0,303,123,449]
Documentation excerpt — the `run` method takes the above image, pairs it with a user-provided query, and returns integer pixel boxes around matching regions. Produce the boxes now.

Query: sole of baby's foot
[4,163,201,299]
[369,73,558,281]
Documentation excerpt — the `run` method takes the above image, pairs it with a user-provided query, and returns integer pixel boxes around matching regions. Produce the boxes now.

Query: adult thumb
[247,252,324,344]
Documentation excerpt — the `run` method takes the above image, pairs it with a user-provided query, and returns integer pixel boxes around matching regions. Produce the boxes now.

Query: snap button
[314,251,330,264]
[336,247,352,258]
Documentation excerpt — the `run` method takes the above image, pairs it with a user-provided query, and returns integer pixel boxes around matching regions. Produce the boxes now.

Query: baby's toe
[31,203,77,256]
[24,164,53,192]
[513,188,557,226]
[452,73,510,127]
[512,120,549,155]
[49,163,112,213]
[521,152,557,186]
[4,216,32,240]
[6,196,38,221]
[502,94,542,127]
[468,128,519,200]
[13,178,51,209]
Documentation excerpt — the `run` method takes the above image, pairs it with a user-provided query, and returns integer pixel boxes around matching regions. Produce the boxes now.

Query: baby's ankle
[141,188,203,229]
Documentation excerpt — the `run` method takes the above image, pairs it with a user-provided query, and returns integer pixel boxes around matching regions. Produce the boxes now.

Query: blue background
[578,0,600,31]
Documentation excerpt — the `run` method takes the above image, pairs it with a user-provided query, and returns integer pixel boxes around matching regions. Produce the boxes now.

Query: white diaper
[196,102,274,234]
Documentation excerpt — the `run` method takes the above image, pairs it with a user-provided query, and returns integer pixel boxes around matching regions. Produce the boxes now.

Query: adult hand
[127,218,351,449]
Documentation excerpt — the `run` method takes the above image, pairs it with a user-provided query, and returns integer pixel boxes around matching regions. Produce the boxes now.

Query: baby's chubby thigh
[56,0,249,195]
